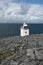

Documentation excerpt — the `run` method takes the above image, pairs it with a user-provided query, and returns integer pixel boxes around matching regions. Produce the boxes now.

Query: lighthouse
[20,23,29,36]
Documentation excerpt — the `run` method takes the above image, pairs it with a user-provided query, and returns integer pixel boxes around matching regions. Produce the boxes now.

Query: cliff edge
[0,34,43,65]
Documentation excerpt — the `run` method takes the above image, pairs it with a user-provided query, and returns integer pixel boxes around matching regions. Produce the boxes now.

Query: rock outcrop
[0,34,43,65]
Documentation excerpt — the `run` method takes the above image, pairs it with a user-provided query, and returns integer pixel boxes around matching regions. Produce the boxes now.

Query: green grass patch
[0,50,13,63]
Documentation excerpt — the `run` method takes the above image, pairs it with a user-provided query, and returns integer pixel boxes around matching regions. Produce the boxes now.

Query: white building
[20,23,29,36]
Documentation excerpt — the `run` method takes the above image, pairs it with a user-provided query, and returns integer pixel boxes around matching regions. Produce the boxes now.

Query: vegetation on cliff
[0,34,43,65]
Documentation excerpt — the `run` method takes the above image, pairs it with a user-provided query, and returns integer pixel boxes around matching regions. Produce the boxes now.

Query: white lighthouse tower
[20,23,29,36]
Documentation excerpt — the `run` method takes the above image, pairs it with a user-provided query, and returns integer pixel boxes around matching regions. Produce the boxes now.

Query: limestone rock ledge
[0,34,43,65]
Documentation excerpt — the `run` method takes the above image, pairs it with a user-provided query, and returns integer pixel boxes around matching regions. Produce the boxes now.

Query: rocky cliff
[0,34,43,65]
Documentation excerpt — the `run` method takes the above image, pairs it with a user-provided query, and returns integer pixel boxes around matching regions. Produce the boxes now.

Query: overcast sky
[0,0,43,23]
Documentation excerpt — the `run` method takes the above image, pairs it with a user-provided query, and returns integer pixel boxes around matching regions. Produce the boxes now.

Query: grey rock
[0,34,43,65]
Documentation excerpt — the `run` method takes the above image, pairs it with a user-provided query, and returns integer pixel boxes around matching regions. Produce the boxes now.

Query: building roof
[23,23,27,27]
[21,23,28,29]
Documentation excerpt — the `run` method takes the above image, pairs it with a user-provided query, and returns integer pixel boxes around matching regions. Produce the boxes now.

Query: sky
[0,0,43,23]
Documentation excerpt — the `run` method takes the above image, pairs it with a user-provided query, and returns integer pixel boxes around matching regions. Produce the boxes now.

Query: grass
[0,46,21,64]
[0,50,13,63]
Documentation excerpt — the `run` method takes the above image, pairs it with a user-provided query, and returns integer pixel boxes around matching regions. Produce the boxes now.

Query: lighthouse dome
[23,23,27,27]
[23,23,28,29]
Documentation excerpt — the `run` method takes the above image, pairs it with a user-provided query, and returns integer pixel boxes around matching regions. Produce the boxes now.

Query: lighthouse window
[24,26,28,29]
[25,31,27,33]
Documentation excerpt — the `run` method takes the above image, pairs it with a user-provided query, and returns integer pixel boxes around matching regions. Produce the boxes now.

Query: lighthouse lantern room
[20,23,29,36]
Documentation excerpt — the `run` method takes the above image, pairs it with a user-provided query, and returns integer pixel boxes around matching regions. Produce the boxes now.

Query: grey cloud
[19,4,30,15]
[0,0,43,23]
